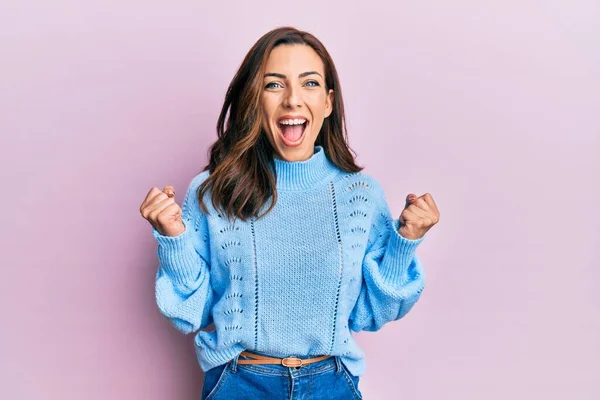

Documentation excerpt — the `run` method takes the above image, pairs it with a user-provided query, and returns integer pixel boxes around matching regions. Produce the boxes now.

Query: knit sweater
[152,145,426,377]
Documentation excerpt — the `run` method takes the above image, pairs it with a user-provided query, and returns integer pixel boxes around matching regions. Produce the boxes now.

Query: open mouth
[277,119,308,145]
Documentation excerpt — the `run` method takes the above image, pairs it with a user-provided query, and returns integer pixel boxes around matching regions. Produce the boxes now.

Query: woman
[140,26,439,399]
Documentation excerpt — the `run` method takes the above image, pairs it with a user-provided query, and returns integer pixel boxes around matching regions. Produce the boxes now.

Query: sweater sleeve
[348,187,426,333]
[152,173,214,334]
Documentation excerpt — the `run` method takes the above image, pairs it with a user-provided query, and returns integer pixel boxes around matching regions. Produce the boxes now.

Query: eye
[265,82,282,89]
[305,80,320,87]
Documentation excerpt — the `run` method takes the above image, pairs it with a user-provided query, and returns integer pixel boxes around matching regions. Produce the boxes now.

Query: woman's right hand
[139,185,186,237]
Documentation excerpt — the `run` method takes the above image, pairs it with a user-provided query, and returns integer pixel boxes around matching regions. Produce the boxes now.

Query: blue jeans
[201,351,363,399]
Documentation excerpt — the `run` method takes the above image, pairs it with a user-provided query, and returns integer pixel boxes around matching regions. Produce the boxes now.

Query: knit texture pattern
[152,145,426,377]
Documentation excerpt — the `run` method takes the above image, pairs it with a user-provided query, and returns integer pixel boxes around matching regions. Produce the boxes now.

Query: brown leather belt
[235,351,332,368]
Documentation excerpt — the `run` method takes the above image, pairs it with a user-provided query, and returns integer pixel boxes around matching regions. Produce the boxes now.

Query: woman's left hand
[398,193,440,240]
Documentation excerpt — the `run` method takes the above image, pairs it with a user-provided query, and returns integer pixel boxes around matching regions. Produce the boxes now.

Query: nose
[282,85,302,108]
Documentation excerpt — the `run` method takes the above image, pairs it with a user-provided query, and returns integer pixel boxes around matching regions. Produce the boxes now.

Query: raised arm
[152,172,214,334]
[348,187,426,333]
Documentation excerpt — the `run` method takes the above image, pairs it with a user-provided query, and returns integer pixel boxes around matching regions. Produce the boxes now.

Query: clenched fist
[139,185,186,237]
[398,193,440,240]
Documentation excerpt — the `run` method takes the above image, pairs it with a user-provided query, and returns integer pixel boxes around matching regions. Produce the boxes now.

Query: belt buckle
[281,356,303,368]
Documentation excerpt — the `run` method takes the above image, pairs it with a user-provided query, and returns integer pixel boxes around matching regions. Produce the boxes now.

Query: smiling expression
[261,44,334,162]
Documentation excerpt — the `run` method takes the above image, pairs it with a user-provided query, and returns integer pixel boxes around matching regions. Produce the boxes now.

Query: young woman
[140,26,439,399]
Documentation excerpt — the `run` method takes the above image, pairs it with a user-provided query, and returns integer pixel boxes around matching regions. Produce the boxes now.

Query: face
[261,44,334,161]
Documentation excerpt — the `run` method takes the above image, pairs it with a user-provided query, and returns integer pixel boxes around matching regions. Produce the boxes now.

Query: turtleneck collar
[271,145,339,190]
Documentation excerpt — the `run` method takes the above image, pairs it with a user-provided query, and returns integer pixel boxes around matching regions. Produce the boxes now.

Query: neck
[270,145,338,190]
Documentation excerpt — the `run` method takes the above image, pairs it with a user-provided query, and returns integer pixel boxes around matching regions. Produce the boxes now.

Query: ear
[324,89,334,118]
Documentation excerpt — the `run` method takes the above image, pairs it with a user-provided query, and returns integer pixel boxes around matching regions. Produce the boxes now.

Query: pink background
[1,1,598,399]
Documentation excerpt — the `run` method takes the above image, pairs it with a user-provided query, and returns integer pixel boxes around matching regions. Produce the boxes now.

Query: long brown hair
[197,26,363,222]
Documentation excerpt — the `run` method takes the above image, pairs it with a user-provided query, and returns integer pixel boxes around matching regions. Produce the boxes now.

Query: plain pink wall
[1,1,598,399]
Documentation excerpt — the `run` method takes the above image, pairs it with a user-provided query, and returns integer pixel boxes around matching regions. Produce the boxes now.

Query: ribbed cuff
[152,222,203,286]
[379,218,425,284]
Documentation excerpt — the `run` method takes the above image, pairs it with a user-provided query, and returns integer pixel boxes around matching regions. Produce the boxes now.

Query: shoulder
[333,171,388,203]
[330,171,392,224]
[180,169,212,215]
[188,169,211,190]
[182,169,211,199]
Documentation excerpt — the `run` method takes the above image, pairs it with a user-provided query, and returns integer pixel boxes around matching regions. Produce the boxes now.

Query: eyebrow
[264,71,323,79]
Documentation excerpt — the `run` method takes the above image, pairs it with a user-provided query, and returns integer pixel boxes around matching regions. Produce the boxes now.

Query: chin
[273,142,316,161]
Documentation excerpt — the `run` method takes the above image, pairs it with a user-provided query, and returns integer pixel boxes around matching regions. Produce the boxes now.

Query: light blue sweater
[152,145,426,377]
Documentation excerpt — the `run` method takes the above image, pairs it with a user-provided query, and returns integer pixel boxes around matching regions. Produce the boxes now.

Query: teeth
[279,118,306,125]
